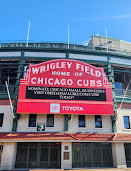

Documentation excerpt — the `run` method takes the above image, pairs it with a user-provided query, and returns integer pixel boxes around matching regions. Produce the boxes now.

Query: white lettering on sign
[52,71,70,76]
[32,62,72,74]
[31,77,73,86]
[60,95,74,99]
[31,62,101,78]
[77,80,102,87]
[62,106,84,111]
[27,60,107,88]
[32,67,40,74]
[76,63,101,77]
[31,77,37,84]
[31,77,102,87]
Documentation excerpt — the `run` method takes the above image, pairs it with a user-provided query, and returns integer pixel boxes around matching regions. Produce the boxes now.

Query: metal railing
[0,41,93,51]
[115,88,131,98]
[0,41,131,57]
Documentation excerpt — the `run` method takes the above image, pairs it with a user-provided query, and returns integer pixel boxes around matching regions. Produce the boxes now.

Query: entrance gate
[125,143,131,167]
[72,142,113,168]
[15,142,61,168]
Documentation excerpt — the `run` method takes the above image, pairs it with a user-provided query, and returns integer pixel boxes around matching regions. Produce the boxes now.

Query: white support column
[0,142,17,170]
[112,142,127,168]
[61,142,72,169]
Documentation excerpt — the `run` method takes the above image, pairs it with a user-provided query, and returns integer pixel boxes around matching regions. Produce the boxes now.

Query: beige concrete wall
[92,36,120,50]
[0,142,17,170]
[17,114,112,133]
[92,36,131,51]
[112,142,127,168]
[61,142,72,169]
[17,114,64,132]
[116,109,131,133]
[0,105,113,133]
[120,41,131,50]
[0,105,13,132]
[68,115,112,133]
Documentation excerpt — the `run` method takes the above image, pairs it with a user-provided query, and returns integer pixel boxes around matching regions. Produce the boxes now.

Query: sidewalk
[31,169,131,171]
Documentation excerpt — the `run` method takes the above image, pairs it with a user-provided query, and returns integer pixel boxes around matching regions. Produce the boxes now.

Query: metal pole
[105,26,108,53]
[68,22,69,49]
[26,20,30,47]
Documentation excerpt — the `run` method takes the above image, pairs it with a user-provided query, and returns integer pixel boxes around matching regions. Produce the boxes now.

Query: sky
[1,0,131,44]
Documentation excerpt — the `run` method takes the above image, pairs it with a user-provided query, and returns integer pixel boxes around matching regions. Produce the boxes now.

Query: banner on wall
[17,59,114,115]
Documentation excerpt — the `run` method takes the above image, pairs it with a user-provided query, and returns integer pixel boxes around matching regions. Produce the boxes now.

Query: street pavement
[31,168,131,171]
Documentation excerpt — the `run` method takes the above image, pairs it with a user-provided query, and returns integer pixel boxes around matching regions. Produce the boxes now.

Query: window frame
[28,114,37,127]
[95,115,102,128]
[0,113,4,127]
[123,116,130,129]
[46,114,54,127]
[78,115,86,128]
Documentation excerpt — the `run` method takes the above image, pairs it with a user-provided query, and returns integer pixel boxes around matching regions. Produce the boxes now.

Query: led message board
[17,59,114,115]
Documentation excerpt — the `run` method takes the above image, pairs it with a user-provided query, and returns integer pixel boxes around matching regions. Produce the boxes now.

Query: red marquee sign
[17,59,114,115]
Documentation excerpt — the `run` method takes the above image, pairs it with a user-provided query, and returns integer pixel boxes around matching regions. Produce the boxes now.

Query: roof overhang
[0,132,131,143]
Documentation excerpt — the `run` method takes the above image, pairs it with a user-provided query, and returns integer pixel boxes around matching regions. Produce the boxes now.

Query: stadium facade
[0,35,131,170]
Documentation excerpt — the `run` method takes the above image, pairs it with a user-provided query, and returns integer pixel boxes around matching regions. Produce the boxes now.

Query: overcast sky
[1,0,131,44]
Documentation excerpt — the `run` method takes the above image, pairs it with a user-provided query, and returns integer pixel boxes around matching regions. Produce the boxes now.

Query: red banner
[17,59,114,115]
